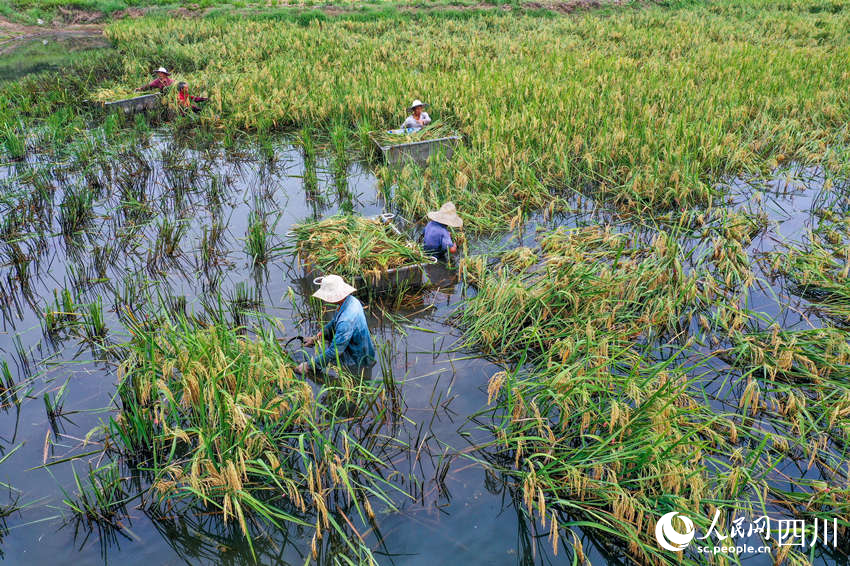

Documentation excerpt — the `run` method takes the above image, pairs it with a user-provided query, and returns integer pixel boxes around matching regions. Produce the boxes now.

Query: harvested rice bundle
[289,215,430,282]
[90,86,147,102]
[371,121,456,146]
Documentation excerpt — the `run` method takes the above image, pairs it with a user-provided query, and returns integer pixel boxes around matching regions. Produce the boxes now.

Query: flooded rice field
[0,131,575,565]
[0,125,848,565]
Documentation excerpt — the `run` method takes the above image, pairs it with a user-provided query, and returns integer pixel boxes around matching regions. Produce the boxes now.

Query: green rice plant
[245,210,273,266]
[0,360,18,409]
[153,217,188,258]
[62,462,132,528]
[459,226,701,359]
[109,317,407,560]
[44,288,79,336]
[0,124,26,161]
[59,186,95,237]
[330,120,349,173]
[298,127,319,195]
[710,305,850,521]
[43,377,69,425]
[454,226,771,563]
[94,4,850,228]
[770,239,850,325]
[82,297,107,343]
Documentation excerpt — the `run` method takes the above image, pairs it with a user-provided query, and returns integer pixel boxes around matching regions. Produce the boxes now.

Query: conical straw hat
[427,202,463,228]
[312,274,356,303]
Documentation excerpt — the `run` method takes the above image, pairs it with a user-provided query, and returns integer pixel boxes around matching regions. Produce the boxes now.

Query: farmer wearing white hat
[136,67,174,92]
[423,202,462,256]
[294,275,376,375]
[402,99,431,131]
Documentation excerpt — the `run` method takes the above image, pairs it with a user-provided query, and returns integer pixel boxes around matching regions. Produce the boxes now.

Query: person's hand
[449,245,458,254]
[303,335,316,348]
[294,362,309,375]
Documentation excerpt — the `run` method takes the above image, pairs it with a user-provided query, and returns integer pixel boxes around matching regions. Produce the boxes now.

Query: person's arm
[402,116,415,130]
[191,95,208,102]
[136,80,156,92]
[422,112,432,126]
[310,320,353,370]
[442,229,456,254]
[321,318,336,340]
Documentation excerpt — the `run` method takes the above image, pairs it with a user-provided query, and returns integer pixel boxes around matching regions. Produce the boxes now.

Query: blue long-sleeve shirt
[310,295,376,370]
[423,221,454,254]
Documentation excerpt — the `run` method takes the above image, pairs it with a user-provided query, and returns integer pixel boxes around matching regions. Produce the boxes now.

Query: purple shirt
[423,221,453,253]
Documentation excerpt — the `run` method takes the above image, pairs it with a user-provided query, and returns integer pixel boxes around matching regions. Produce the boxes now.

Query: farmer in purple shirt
[423,202,462,257]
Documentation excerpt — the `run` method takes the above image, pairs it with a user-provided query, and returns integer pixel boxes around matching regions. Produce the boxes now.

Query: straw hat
[408,99,427,111]
[312,275,356,303]
[154,67,170,75]
[427,202,463,228]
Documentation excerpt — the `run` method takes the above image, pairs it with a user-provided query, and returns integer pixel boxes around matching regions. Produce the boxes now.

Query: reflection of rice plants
[229,283,260,326]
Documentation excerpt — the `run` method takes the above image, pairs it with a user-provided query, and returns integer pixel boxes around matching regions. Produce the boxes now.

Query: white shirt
[402,112,431,130]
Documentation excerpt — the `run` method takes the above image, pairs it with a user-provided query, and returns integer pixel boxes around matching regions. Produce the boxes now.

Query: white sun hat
[427,202,463,228]
[408,99,427,111]
[154,67,170,75]
[312,275,356,303]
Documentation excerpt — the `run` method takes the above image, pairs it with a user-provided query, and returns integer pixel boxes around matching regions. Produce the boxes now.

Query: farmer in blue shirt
[423,202,463,257]
[294,275,376,375]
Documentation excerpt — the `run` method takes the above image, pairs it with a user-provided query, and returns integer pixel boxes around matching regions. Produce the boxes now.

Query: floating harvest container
[102,93,160,114]
[369,130,460,167]
[307,260,434,295]
[289,213,435,294]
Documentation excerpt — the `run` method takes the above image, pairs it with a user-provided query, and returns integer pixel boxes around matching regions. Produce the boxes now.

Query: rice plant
[109,316,407,560]
[43,377,70,426]
[153,217,189,259]
[245,210,270,266]
[82,297,107,343]
[58,186,95,237]
[96,3,850,228]
[0,124,26,161]
[63,462,132,528]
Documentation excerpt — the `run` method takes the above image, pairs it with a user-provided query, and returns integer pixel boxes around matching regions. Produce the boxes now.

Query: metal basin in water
[370,131,460,167]
[102,93,161,114]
